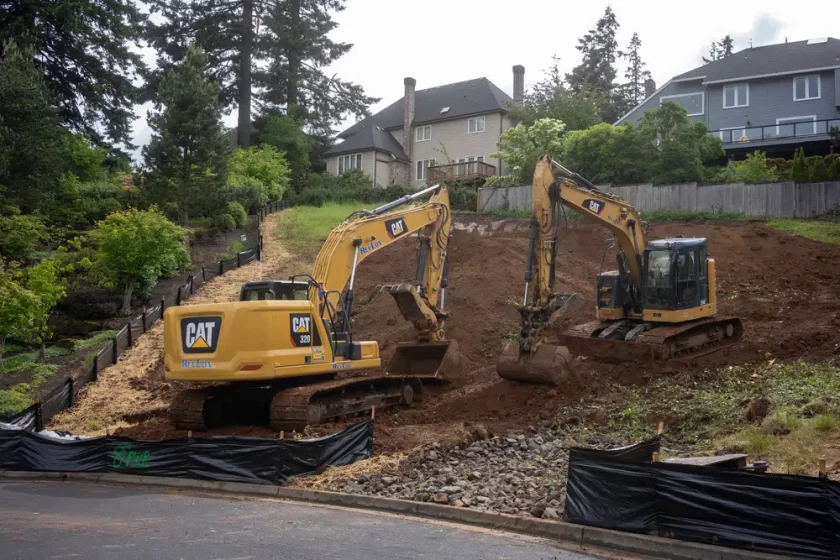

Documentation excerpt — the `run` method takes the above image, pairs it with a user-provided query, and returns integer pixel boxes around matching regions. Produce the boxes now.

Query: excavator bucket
[386,339,462,379]
[496,342,574,386]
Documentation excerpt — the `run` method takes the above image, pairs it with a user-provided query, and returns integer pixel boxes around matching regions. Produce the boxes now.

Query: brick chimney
[513,65,525,106]
[403,77,416,165]
[644,78,656,98]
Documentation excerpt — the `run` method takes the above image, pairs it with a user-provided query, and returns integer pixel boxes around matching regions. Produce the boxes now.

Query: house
[324,66,525,189]
[616,38,840,157]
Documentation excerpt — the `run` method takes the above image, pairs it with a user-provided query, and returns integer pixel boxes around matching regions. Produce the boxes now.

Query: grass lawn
[768,218,840,244]
[275,202,384,253]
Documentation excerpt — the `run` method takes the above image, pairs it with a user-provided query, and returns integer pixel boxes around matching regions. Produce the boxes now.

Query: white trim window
[793,75,820,101]
[776,116,817,137]
[718,127,746,143]
[416,158,436,181]
[467,116,486,134]
[415,125,431,142]
[337,153,362,174]
[660,92,704,116]
[723,84,749,108]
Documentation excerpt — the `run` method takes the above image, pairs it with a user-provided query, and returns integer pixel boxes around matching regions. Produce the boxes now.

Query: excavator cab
[642,239,708,311]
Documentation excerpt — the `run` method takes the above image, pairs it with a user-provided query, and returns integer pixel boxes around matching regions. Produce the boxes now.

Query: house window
[415,125,432,142]
[794,75,820,101]
[717,127,746,144]
[416,159,435,181]
[338,153,362,174]
[723,84,749,108]
[776,116,817,137]
[468,116,486,134]
[660,92,704,116]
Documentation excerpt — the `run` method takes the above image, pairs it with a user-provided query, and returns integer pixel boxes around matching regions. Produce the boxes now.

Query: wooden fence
[0,200,289,432]
[478,181,840,218]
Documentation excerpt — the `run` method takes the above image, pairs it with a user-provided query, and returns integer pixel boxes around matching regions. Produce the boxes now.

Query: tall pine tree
[0,40,65,213]
[145,0,378,146]
[702,35,736,63]
[566,6,625,123]
[0,0,145,147]
[624,32,651,105]
[142,46,231,225]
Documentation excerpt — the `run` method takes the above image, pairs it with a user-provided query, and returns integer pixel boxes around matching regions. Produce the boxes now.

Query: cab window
[676,249,699,307]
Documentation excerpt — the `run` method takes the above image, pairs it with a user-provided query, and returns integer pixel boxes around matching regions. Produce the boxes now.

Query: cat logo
[582,198,604,215]
[181,317,221,354]
[289,313,320,347]
[385,217,408,239]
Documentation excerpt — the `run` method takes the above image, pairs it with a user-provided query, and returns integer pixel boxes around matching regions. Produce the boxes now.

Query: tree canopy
[0,0,145,147]
[489,119,567,185]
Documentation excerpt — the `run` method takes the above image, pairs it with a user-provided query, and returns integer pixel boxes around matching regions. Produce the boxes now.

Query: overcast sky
[129,0,837,161]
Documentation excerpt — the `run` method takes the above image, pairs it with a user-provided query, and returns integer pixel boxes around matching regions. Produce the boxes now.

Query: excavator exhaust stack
[496,342,574,386]
[386,339,462,378]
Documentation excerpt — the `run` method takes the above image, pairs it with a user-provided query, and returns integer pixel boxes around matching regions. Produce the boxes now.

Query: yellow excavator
[163,184,460,430]
[497,156,743,385]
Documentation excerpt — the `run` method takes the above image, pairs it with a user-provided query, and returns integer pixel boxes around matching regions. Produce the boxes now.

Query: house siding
[391,112,505,189]
[622,71,840,139]
[325,151,378,184]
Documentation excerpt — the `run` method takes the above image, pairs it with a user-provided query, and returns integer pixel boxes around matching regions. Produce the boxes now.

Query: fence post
[112,336,119,365]
[142,310,147,333]
[237,252,241,267]
[127,321,133,347]
[188,273,194,295]
[220,260,224,275]
[68,377,74,408]
[92,353,99,381]
[35,402,43,432]
[177,285,182,306]
[160,298,166,317]
[202,266,206,282]
[257,239,261,261]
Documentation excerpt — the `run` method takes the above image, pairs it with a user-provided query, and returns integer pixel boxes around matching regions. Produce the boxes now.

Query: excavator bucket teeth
[386,339,462,379]
[496,341,574,386]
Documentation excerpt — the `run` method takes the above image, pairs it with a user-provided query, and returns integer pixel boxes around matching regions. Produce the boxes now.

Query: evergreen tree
[827,157,840,181]
[566,6,625,123]
[0,40,65,213]
[810,156,829,182]
[790,148,809,182]
[145,0,377,146]
[0,0,145,146]
[624,33,651,105]
[142,46,231,225]
[702,35,736,63]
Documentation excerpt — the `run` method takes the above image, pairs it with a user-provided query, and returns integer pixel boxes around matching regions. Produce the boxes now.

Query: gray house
[324,67,524,189]
[616,38,840,156]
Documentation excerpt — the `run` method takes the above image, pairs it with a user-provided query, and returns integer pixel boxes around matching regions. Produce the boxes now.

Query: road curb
[0,471,799,560]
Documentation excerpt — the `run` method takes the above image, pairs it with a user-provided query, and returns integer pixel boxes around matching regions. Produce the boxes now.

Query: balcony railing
[711,117,840,146]
[427,161,496,184]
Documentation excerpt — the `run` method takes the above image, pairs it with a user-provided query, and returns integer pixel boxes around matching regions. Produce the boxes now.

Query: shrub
[810,156,829,182]
[790,148,809,182]
[0,213,47,260]
[226,201,247,228]
[288,171,413,207]
[228,145,290,202]
[828,157,840,181]
[226,176,268,214]
[211,212,236,234]
[731,151,777,184]
[766,158,793,180]
[450,187,477,211]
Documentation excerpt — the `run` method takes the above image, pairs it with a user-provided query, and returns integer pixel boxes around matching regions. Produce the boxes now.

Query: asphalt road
[0,481,621,560]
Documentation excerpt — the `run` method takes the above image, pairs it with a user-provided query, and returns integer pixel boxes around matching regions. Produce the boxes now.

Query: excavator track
[558,316,743,362]
[169,375,446,432]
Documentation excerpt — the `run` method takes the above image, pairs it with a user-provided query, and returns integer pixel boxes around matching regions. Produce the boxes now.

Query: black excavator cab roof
[645,237,707,251]
[240,280,310,301]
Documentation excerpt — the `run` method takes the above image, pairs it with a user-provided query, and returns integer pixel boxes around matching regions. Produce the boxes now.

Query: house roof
[673,38,840,83]
[326,77,513,157]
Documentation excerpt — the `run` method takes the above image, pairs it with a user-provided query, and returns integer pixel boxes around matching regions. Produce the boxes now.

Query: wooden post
[176,285,182,306]
[652,452,659,462]
[35,402,43,432]
[127,322,133,347]
[658,421,664,434]
[160,298,166,316]
[141,310,147,333]
[188,273,194,295]
[112,337,119,365]
[202,266,206,282]
[819,458,826,476]
[67,377,74,408]
[371,406,376,420]
[220,260,224,275]
[279,431,284,440]
[237,251,241,268]
[92,353,99,380]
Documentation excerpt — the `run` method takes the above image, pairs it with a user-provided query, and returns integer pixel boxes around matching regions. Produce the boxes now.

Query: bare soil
[51,215,840,453]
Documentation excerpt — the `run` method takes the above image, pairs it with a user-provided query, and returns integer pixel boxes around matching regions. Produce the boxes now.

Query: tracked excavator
[163,184,460,430]
[497,156,743,385]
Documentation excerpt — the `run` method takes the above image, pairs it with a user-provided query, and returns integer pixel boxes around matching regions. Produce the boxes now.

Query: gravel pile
[329,431,575,519]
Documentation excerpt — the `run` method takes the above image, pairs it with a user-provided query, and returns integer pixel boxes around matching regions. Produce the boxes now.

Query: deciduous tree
[489,119,566,184]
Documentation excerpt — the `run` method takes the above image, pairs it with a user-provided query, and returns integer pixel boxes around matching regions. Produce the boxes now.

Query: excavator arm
[307,184,452,343]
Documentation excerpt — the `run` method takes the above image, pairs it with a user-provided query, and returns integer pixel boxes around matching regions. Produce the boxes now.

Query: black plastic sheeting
[565,446,840,559]
[0,420,373,485]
